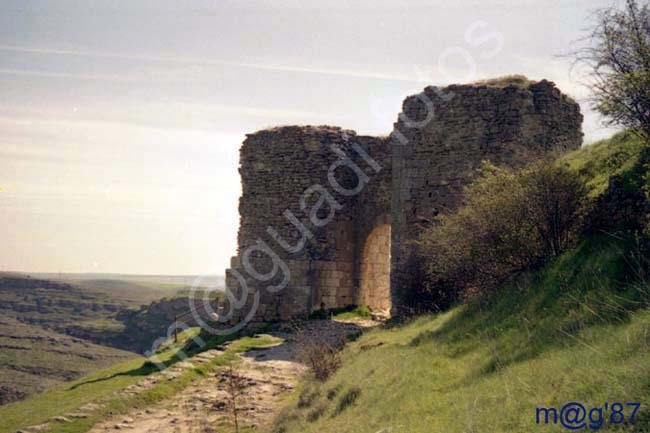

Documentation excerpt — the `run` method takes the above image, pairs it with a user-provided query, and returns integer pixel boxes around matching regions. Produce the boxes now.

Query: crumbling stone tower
[222,78,582,326]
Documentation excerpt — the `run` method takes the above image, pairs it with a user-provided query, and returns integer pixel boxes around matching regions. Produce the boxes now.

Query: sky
[0,0,623,275]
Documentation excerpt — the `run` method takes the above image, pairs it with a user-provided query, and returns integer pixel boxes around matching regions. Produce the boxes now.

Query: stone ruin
[221,77,583,326]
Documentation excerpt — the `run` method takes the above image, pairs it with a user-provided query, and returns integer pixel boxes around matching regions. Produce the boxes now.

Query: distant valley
[0,272,224,405]
[0,315,134,405]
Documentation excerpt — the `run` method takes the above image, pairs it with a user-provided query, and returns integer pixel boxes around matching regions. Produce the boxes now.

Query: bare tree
[573,0,650,142]
[225,360,245,433]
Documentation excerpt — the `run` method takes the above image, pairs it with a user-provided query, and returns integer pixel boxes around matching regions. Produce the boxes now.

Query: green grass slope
[562,130,646,196]
[272,134,650,433]
[274,238,650,433]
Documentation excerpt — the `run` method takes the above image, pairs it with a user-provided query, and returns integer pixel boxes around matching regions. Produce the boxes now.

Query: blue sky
[0,0,621,274]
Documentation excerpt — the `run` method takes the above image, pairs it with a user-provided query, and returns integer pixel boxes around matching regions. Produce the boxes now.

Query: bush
[419,160,589,305]
[271,409,301,433]
[326,386,340,400]
[307,400,329,422]
[308,308,330,320]
[295,341,342,381]
[335,386,361,414]
[293,328,344,381]
[297,385,321,408]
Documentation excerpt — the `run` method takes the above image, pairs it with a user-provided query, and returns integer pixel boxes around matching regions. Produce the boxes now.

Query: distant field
[0,274,131,331]
[0,274,225,350]
[0,315,135,405]
[29,273,225,306]
[0,273,225,406]
[33,272,224,290]
[65,278,186,306]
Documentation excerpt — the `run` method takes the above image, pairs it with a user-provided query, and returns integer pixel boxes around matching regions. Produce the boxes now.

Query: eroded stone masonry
[222,78,583,325]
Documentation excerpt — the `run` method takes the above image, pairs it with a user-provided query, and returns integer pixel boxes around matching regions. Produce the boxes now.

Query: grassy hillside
[272,134,650,433]
[563,130,646,196]
[0,315,135,405]
[273,239,650,433]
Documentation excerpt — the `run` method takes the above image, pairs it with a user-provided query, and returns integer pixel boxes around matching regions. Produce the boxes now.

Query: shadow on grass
[68,330,235,390]
[68,363,160,389]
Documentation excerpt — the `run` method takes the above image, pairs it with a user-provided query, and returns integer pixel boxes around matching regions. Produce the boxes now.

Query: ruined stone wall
[236,125,356,260]
[223,77,583,326]
[225,126,390,325]
[389,80,583,312]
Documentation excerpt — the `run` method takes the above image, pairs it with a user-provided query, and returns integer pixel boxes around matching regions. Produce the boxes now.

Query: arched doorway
[358,224,391,315]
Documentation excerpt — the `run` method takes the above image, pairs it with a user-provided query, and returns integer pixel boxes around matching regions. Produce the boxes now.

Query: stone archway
[358,224,391,314]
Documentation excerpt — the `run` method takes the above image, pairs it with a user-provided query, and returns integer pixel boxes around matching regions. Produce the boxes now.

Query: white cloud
[0,44,433,83]
[0,100,329,134]
[0,67,186,83]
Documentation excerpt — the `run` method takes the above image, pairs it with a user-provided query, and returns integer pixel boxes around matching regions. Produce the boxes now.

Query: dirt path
[88,320,372,433]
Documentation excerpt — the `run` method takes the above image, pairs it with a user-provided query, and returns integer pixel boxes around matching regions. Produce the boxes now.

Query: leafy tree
[574,0,650,142]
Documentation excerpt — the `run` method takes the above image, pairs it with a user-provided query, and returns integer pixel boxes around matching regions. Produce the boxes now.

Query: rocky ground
[78,319,374,433]
[86,342,299,433]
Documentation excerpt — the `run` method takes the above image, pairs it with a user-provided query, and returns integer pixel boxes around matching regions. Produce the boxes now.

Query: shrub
[308,308,330,320]
[295,339,343,381]
[520,162,591,256]
[326,385,340,400]
[331,305,372,321]
[271,409,301,433]
[351,305,372,319]
[297,385,320,408]
[293,327,344,381]
[419,160,589,305]
[307,400,329,422]
[335,386,361,414]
